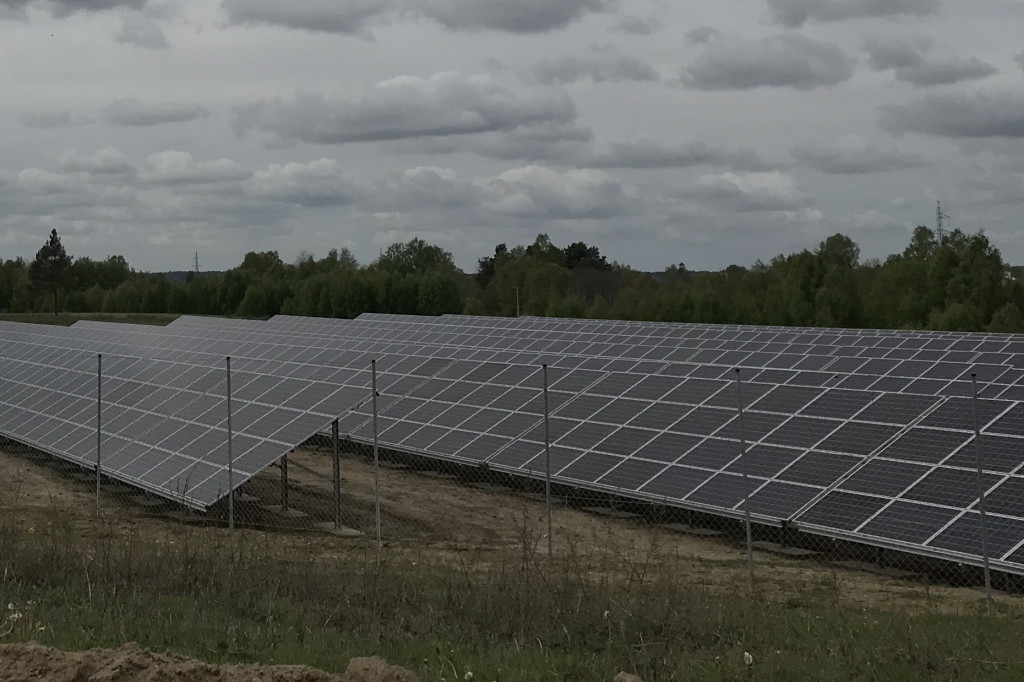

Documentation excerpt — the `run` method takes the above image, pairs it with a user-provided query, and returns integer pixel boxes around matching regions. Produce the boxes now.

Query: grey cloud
[894,57,997,86]
[765,0,939,28]
[19,110,94,129]
[102,98,211,126]
[421,0,614,33]
[482,166,629,219]
[1017,52,1024,70]
[246,159,362,207]
[610,15,660,35]
[56,147,136,176]
[0,0,146,17]
[221,0,386,35]
[233,72,576,145]
[682,34,852,91]
[383,121,593,162]
[587,139,770,171]
[114,14,170,49]
[366,167,484,213]
[528,47,660,85]
[880,92,1024,138]
[221,0,613,35]
[688,171,811,212]
[864,36,931,69]
[967,173,1024,206]
[791,143,926,173]
[864,37,996,86]
[685,26,720,44]
[139,151,252,185]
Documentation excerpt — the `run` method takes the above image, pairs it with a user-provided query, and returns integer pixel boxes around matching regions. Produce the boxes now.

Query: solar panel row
[2,313,1023,574]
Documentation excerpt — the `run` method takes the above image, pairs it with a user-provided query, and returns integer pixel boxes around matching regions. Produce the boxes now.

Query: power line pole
[936,201,949,241]
[193,251,200,275]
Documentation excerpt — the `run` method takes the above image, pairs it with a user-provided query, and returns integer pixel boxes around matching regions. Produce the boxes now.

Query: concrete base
[314,522,364,537]
[261,504,308,519]
[752,540,818,558]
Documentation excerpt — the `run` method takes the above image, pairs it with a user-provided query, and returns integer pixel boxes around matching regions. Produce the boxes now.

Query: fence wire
[0,354,1017,625]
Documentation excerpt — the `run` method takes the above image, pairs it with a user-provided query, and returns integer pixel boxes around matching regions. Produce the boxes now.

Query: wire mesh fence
[0,350,1018,612]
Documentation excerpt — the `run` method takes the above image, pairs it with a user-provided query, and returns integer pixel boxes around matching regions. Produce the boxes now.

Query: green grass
[1,515,1023,681]
[0,312,180,326]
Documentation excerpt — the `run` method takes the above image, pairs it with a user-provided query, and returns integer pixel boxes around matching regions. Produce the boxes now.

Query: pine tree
[28,229,73,315]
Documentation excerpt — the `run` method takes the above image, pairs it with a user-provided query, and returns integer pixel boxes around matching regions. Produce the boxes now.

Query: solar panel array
[256,313,1024,571]
[1,312,1023,573]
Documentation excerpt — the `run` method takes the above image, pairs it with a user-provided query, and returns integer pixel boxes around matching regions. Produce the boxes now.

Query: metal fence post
[543,363,552,559]
[332,418,341,530]
[95,353,102,510]
[735,369,754,596]
[971,373,993,608]
[372,359,381,550]
[280,454,289,511]
[226,356,235,532]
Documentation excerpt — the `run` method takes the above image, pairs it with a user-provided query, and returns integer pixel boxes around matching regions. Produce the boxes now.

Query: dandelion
[464,672,473,680]
[6,604,12,611]
[37,626,45,632]
[743,651,754,666]
[603,610,610,620]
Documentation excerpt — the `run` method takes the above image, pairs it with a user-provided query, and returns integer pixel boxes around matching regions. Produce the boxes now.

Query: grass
[0,312,180,326]
[1,510,1023,681]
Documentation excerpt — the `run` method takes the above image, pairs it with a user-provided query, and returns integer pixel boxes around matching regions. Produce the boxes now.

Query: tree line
[4,226,1024,332]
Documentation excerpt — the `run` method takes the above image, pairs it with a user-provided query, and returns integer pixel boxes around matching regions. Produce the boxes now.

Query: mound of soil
[0,643,420,682]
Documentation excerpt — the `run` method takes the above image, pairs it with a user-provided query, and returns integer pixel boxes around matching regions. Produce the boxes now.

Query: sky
[1,0,1024,273]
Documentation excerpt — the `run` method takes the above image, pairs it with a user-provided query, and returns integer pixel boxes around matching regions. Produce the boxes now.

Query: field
[1,442,1023,680]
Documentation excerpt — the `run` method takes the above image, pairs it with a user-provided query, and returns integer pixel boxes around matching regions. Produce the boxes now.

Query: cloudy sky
[2,0,1024,273]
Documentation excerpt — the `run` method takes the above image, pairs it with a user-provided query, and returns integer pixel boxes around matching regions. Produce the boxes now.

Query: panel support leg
[281,454,289,512]
[332,419,341,530]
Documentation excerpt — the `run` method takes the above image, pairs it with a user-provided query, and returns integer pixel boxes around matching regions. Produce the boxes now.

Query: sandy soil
[0,642,419,682]
[0,443,1017,615]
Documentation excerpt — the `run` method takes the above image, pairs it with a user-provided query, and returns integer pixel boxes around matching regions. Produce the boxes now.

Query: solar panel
[7,313,1024,574]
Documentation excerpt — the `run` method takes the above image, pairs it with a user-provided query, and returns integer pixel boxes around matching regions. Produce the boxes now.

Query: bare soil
[0,443,1017,615]
[0,642,419,682]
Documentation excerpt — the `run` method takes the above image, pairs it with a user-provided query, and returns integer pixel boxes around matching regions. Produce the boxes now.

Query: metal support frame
[543,363,552,559]
[280,454,289,511]
[332,419,341,530]
[95,353,102,510]
[372,359,381,549]
[226,356,235,532]
[971,373,993,607]
[735,369,755,596]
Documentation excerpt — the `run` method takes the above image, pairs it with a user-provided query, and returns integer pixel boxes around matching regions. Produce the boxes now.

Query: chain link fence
[0,353,1016,608]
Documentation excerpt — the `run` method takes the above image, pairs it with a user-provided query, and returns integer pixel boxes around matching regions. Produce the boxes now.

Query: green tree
[28,229,74,315]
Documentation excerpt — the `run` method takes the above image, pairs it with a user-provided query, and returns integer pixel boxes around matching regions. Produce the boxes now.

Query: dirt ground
[0,642,419,682]
[0,443,1017,615]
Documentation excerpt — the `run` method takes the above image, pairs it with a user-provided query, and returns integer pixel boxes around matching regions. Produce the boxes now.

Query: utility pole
[936,201,949,241]
[193,251,200,275]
